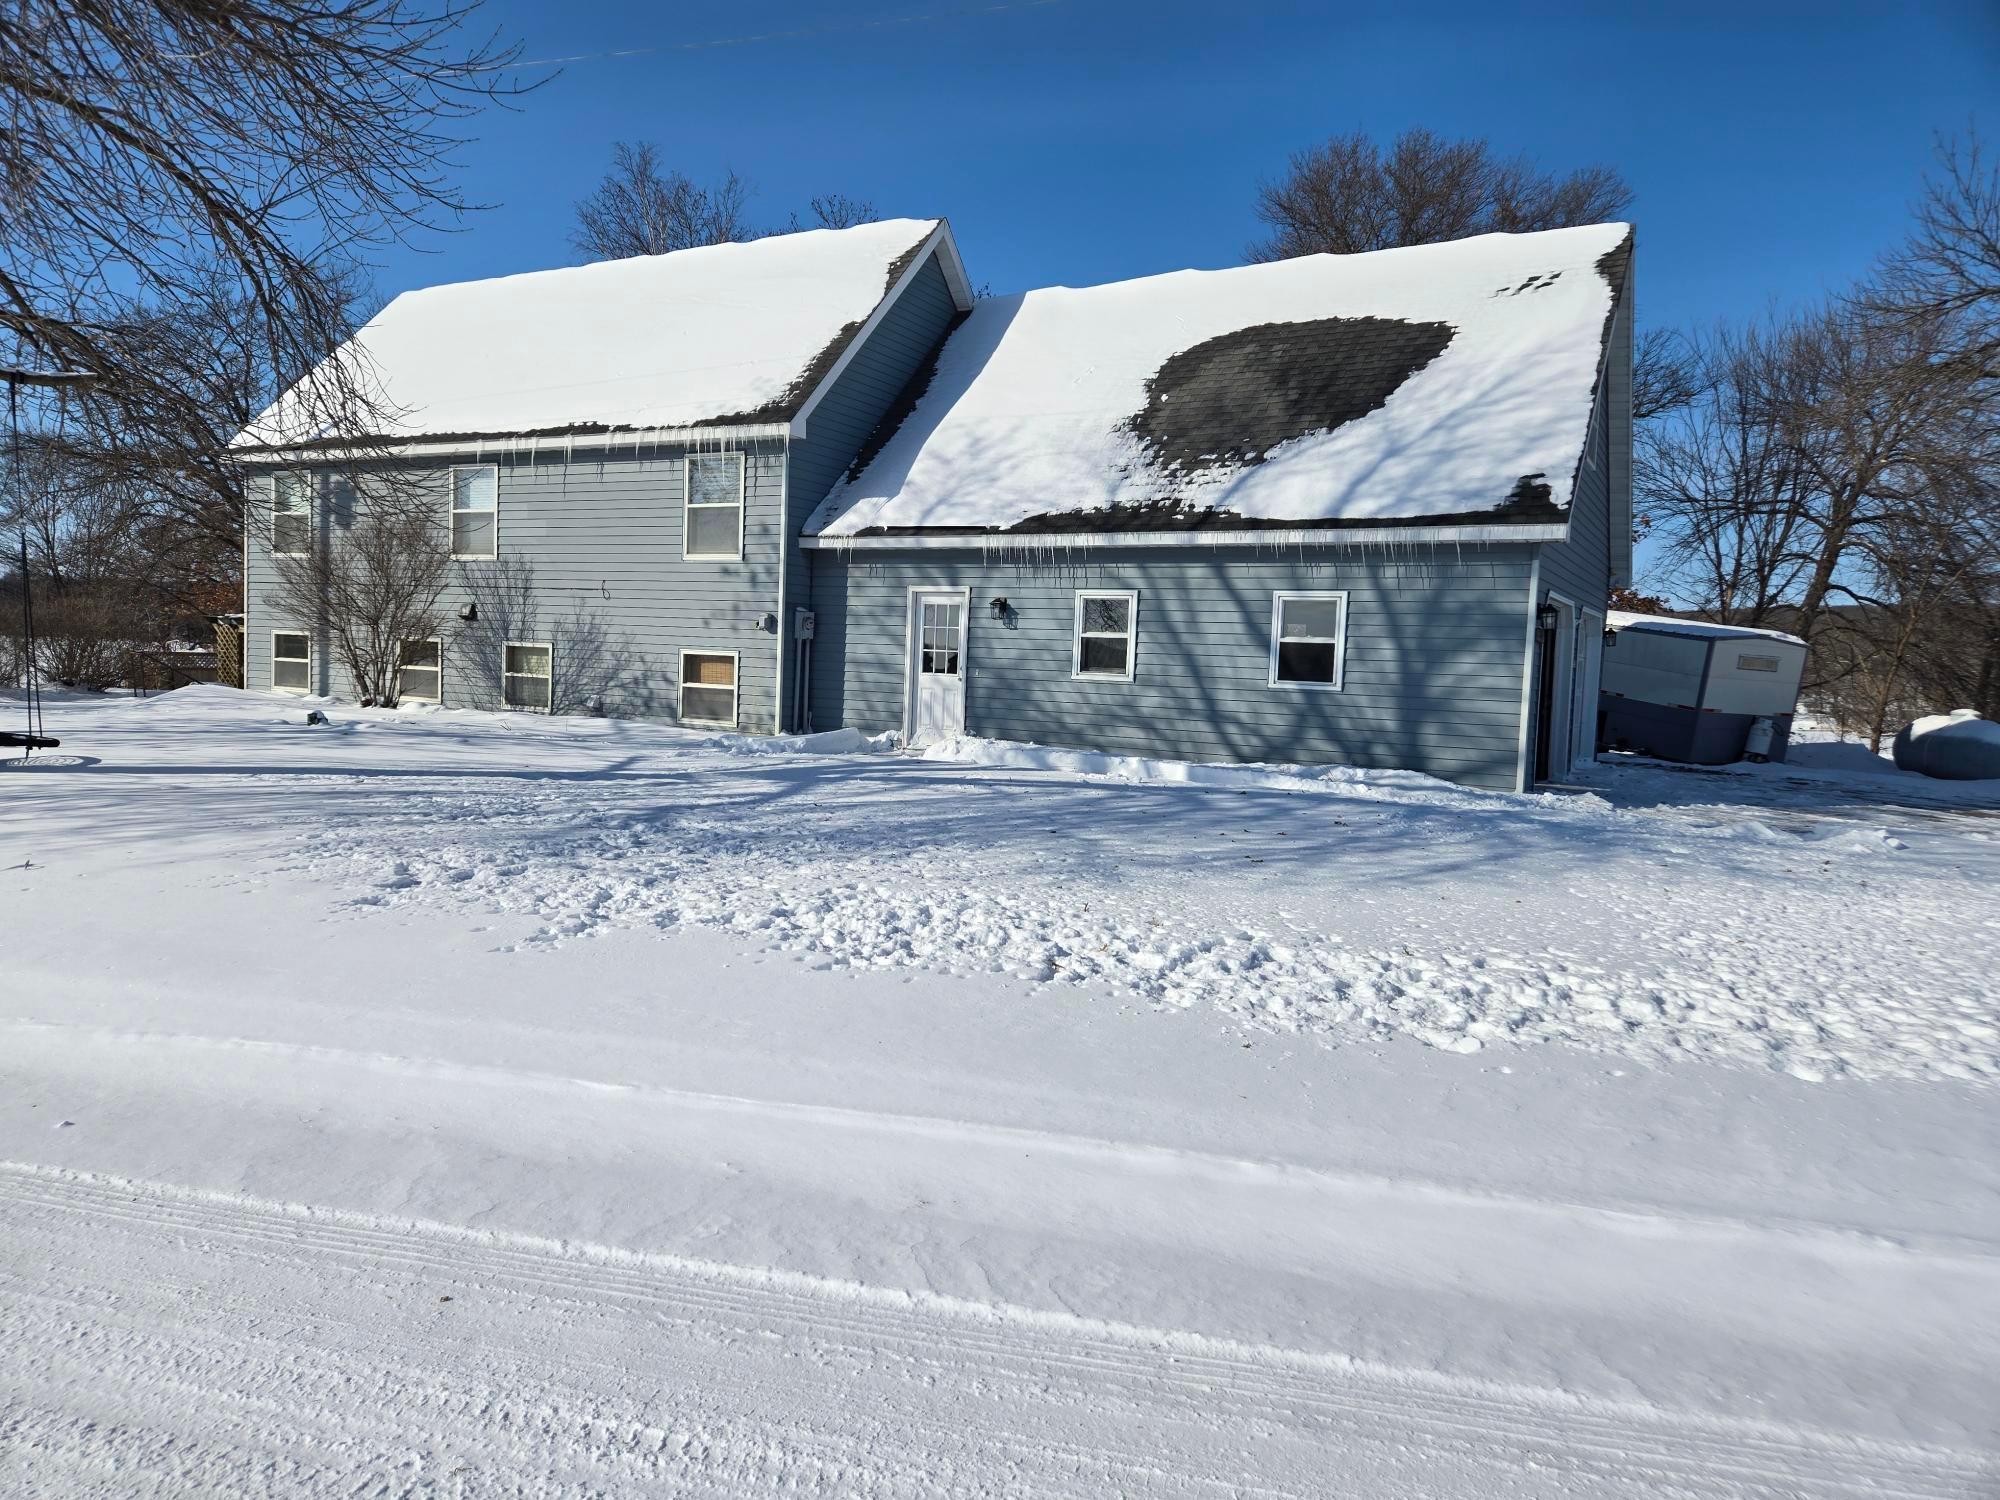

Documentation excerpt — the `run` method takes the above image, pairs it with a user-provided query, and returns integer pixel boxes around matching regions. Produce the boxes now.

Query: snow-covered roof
[808,223,1632,539]
[236,219,957,450]
[1607,612,1807,647]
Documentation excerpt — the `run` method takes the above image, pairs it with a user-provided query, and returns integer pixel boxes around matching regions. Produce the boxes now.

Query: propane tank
[1743,716,1775,763]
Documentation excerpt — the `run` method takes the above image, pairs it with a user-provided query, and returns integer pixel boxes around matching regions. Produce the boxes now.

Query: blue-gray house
[235,217,1633,792]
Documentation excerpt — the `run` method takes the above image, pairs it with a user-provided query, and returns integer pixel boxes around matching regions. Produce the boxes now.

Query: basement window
[503,641,551,710]
[272,473,311,555]
[1072,591,1137,680]
[451,466,499,559]
[684,453,745,560]
[1269,592,1348,690]
[680,651,739,726]
[272,631,310,693]
[398,639,442,702]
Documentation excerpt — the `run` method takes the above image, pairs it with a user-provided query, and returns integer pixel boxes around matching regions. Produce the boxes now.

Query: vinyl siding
[809,546,1537,790]
[1525,274,1631,781]
[243,440,787,726]
[782,252,963,729]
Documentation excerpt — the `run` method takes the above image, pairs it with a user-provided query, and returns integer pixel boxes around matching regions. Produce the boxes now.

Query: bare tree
[1871,128,2000,379]
[1633,327,1700,422]
[571,144,756,259]
[1638,322,1817,626]
[2,0,523,453]
[261,474,453,706]
[788,194,879,232]
[455,556,648,713]
[1249,128,1632,261]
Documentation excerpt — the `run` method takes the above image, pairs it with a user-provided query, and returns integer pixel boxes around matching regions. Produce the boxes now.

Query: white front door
[906,589,968,745]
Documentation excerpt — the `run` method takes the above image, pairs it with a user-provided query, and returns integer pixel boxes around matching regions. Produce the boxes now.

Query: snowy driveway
[2,687,1996,1497]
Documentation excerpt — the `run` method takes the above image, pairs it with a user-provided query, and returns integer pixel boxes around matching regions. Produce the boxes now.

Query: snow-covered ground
[3,686,1996,1496]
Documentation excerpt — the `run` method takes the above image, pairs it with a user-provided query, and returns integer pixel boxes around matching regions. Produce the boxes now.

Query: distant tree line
[1630,134,1997,745]
[1255,126,1997,746]
[570,142,879,260]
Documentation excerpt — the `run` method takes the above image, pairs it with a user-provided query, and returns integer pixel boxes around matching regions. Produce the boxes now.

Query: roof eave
[230,421,796,465]
[802,520,1570,551]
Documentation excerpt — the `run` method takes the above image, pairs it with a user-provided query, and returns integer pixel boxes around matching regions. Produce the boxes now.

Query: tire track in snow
[9,1017,1997,1260]
[2,1164,1991,1499]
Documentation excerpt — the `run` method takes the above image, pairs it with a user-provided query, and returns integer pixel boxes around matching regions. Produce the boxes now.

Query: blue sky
[379,0,1995,338]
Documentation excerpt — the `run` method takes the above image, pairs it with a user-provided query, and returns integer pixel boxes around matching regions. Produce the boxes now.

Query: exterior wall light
[1535,601,1561,632]
[458,601,478,622]
[989,596,1010,621]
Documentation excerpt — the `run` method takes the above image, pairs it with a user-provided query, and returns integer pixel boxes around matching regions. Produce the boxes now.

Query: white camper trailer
[1599,613,1807,764]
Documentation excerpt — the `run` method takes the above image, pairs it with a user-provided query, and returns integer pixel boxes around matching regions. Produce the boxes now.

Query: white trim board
[804,523,1568,552]
[1513,555,1543,794]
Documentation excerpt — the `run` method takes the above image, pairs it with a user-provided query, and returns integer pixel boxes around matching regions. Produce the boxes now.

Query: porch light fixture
[989,596,1009,620]
[1603,624,1618,646]
[1535,601,1560,632]
[458,601,478,622]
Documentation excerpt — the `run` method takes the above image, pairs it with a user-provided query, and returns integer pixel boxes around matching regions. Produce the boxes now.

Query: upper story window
[272,473,311,555]
[451,466,499,558]
[1072,591,1137,680]
[684,452,745,560]
[1269,591,1348,690]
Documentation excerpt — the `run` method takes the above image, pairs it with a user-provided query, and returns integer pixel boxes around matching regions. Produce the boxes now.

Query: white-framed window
[451,465,499,559]
[1072,590,1138,680]
[272,630,311,693]
[683,452,745,560]
[679,650,739,726]
[398,638,442,702]
[272,472,311,556]
[503,641,551,711]
[1269,591,1348,690]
